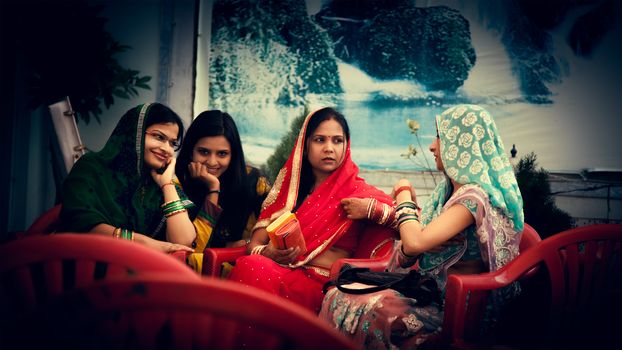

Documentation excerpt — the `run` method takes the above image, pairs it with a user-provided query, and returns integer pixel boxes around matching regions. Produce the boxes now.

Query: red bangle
[394,186,412,197]
[161,182,175,190]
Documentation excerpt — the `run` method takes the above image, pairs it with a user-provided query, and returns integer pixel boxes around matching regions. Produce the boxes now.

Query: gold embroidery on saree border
[288,221,350,268]
[262,168,286,211]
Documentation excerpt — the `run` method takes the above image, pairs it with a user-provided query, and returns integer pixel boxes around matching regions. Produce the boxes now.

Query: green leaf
[135,82,151,90]
[112,89,129,99]
[103,94,113,108]
[137,76,151,84]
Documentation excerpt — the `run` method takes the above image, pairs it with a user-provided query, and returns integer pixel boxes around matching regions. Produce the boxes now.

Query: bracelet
[396,200,420,211]
[394,185,412,198]
[165,208,187,218]
[113,227,134,241]
[120,228,134,241]
[396,207,418,217]
[398,217,420,228]
[161,182,175,190]
[161,199,183,208]
[365,198,377,220]
[206,189,220,195]
[161,199,185,216]
[162,203,184,213]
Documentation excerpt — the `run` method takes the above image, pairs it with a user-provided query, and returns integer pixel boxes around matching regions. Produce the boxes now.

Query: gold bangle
[165,208,187,218]
[161,199,182,208]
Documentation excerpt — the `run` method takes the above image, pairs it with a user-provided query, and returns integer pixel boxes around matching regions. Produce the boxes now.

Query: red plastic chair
[519,222,541,252]
[21,205,195,267]
[329,223,542,279]
[0,233,198,323]
[442,224,622,349]
[6,274,358,350]
[24,203,62,235]
[203,223,397,277]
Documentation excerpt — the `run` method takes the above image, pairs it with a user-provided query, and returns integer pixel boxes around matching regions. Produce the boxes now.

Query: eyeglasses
[145,130,181,151]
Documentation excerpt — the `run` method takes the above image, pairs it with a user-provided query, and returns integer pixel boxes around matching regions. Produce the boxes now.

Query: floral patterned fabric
[422,104,523,232]
[319,104,524,349]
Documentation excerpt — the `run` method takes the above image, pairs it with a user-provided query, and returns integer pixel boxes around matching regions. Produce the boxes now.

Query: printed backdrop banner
[196,0,622,173]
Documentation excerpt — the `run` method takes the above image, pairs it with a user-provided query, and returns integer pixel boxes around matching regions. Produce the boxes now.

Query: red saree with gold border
[229,109,395,313]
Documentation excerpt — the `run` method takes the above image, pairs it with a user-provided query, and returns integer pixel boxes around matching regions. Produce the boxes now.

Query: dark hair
[175,110,256,246]
[295,107,350,209]
[144,103,185,144]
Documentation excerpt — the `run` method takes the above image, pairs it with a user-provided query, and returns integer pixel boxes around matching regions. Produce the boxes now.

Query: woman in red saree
[228,107,395,313]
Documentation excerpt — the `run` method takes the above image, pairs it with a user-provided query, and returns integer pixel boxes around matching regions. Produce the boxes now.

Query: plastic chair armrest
[329,254,392,280]
[203,246,247,276]
[168,250,190,264]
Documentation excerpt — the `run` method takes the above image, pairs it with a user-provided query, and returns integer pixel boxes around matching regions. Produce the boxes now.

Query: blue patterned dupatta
[417,104,524,282]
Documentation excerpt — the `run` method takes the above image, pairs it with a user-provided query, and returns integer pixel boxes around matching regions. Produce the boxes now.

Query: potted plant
[9,0,150,124]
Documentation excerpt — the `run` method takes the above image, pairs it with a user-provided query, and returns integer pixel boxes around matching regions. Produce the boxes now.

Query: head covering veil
[420,104,523,231]
[255,108,394,265]
[61,103,170,236]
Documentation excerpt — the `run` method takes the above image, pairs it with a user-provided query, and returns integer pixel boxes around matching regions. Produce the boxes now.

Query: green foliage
[263,107,309,182]
[515,152,574,238]
[316,2,475,92]
[209,0,341,108]
[9,0,151,124]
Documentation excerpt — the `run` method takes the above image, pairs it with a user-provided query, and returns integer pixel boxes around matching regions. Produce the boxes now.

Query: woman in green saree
[60,103,195,253]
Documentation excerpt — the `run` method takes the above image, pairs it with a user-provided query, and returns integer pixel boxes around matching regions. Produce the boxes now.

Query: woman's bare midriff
[310,246,350,269]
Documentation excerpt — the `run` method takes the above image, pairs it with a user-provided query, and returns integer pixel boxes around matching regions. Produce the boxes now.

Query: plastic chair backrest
[519,222,541,252]
[0,233,198,322]
[25,204,62,235]
[442,224,622,349]
[7,274,358,350]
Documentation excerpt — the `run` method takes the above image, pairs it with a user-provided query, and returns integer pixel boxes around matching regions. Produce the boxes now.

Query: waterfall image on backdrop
[196,0,622,174]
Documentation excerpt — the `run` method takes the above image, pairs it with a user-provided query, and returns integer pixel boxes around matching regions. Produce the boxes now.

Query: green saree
[60,103,190,239]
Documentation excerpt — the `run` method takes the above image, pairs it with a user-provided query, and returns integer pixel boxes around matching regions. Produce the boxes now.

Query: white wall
[77,0,161,153]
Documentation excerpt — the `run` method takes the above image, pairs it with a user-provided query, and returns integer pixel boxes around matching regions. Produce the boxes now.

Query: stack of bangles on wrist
[161,199,187,218]
[112,227,134,241]
[366,198,398,228]
[251,244,267,255]
[396,200,420,227]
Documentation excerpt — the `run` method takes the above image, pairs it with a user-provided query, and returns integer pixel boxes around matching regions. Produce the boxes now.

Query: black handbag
[323,265,442,307]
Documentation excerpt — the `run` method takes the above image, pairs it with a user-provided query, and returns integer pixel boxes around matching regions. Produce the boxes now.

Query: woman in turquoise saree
[60,103,195,253]
[320,104,524,349]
